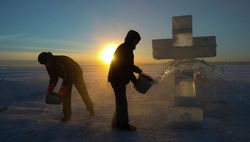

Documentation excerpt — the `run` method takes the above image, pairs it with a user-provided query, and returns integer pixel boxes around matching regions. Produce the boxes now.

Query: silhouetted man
[108,30,142,131]
[38,52,94,121]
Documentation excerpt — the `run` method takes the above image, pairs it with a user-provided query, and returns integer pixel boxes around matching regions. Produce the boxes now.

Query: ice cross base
[166,68,203,126]
[152,15,217,126]
[167,106,203,127]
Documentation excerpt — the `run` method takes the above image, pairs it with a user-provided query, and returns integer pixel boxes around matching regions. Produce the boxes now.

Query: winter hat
[38,52,53,64]
[125,30,141,44]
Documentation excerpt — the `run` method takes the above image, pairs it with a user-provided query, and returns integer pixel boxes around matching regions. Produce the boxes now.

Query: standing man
[108,30,142,131]
[38,52,94,121]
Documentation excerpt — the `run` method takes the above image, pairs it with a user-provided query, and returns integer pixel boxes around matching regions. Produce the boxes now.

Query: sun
[100,43,117,64]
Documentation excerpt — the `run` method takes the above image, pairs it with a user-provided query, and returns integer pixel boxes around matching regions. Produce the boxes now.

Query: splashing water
[155,59,223,83]
[155,62,176,83]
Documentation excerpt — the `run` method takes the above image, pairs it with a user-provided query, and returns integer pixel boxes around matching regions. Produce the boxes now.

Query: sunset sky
[0,0,250,65]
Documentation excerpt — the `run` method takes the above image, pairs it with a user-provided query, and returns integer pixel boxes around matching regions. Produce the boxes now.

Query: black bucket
[46,92,62,105]
[134,73,154,94]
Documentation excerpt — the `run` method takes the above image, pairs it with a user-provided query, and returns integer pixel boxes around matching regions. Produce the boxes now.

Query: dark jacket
[108,30,141,84]
[45,56,82,87]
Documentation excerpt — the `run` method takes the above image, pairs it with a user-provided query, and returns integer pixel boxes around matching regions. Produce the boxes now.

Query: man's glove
[48,85,54,92]
[134,66,142,74]
[58,87,67,98]
[137,68,142,74]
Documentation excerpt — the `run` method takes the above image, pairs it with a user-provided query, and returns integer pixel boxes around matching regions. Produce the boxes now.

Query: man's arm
[58,62,71,87]
[47,75,59,92]
[46,64,59,92]
[57,61,71,97]
[133,65,142,74]
[114,46,142,74]
[49,75,59,86]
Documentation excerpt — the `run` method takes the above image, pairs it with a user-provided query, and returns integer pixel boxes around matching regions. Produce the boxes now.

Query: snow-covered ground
[0,63,250,142]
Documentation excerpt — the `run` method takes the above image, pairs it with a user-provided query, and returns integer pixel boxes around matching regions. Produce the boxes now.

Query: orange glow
[99,43,117,64]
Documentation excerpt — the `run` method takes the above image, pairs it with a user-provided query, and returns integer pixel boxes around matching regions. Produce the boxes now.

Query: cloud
[0,51,37,60]
[0,33,26,39]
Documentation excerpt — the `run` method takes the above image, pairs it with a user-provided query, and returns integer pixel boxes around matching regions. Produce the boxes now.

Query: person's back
[46,55,82,80]
[108,30,141,84]
[108,43,135,84]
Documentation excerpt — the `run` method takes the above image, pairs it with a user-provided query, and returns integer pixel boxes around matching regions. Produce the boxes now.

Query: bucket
[134,73,154,94]
[46,92,62,105]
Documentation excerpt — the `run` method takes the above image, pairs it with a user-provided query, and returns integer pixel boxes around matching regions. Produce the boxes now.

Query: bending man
[38,52,94,121]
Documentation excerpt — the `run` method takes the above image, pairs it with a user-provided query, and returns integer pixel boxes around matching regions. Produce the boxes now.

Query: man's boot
[87,104,95,117]
[120,124,137,131]
[61,115,71,122]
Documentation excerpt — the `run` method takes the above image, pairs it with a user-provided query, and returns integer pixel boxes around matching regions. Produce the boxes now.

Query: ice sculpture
[152,15,217,126]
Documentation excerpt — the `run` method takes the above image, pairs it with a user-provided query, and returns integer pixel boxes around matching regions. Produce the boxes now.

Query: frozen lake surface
[0,63,250,142]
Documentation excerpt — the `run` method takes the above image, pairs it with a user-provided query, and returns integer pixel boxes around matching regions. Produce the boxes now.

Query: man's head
[125,30,141,48]
[38,52,53,65]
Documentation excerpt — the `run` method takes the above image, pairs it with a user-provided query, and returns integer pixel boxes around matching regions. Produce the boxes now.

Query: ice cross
[152,15,216,59]
[152,15,217,126]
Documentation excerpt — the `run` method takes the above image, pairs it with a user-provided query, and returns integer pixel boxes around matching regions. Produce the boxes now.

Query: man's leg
[74,75,94,116]
[111,82,129,128]
[62,83,73,121]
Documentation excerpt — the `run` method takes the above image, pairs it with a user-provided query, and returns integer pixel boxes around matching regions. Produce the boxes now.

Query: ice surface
[0,63,250,142]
